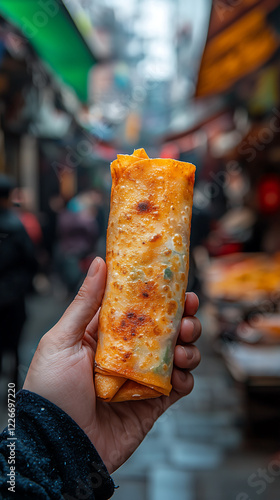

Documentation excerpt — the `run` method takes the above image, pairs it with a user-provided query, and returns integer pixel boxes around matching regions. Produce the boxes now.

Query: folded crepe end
[95,372,163,402]
[95,373,127,402]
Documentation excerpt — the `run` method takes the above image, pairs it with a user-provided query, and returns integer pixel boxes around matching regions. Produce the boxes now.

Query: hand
[23,258,201,474]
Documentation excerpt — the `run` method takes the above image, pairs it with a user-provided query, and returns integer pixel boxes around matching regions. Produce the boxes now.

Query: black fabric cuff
[11,389,115,499]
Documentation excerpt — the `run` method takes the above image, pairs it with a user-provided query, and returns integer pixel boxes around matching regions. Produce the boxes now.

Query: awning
[0,0,98,102]
[195,0,280,98]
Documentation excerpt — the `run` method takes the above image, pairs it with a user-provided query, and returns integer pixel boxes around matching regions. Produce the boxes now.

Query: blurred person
[43,193,64,264]
[55,193,100,294]
[0,175,37,390]
[0,258,201,499]
[89,188,110,260]
[12,187,43,248]
[12,187,57,295]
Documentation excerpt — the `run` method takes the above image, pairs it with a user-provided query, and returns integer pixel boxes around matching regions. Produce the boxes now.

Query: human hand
[23,258,201,474]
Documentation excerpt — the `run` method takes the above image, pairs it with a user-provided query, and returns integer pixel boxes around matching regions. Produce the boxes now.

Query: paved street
[0,287,69,430]
[113,326,280,500]
[0,290,279,500]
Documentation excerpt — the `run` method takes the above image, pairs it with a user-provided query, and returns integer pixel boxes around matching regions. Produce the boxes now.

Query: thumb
[53,257,107,347]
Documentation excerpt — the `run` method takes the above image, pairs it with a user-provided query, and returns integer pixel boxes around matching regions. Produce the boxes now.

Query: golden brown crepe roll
[95,148,195,402]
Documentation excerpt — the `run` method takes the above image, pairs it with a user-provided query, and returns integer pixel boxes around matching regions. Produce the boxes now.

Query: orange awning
[195,0,280,98]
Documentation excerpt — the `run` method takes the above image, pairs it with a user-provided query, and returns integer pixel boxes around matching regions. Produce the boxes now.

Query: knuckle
[76,284,88,300]
[37,335,47,350]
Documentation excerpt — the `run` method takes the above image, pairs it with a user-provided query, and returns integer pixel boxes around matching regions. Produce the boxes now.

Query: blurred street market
[0,0,280,499]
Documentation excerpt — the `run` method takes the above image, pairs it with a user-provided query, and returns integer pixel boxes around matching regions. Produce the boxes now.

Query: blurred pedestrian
[0,175,37,390]
[12,187,43,248]
[55,193,100,294]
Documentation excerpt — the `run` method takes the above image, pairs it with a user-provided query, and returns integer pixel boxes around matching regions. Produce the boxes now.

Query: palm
[77,333,166,473]
[93,390,166,473]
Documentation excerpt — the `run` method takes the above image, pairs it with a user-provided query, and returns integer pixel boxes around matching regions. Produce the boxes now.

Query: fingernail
[186,348,193,360]
[184,319,194,335]
[88,257,100,277]
[183,346,193,360]
[179,346,187,360]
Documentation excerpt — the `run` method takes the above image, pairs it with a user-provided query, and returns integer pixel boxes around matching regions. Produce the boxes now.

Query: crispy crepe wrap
[95,148,195,402]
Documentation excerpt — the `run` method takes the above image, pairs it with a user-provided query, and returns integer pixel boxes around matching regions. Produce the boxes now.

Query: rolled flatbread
[95,148,195,402]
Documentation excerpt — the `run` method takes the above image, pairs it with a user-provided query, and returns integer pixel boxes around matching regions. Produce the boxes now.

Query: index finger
[184,292,199,317]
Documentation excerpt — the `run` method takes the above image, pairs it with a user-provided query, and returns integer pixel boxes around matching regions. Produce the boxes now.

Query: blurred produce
[204,253,280,302]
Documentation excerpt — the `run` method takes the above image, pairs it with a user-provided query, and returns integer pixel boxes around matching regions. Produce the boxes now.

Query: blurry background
[0,0,280,499]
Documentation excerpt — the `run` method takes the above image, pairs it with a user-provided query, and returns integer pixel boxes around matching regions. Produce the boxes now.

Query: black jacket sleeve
[0,390,115,500]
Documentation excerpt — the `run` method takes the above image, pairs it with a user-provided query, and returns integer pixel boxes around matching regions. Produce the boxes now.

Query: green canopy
[0,0,98,102]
